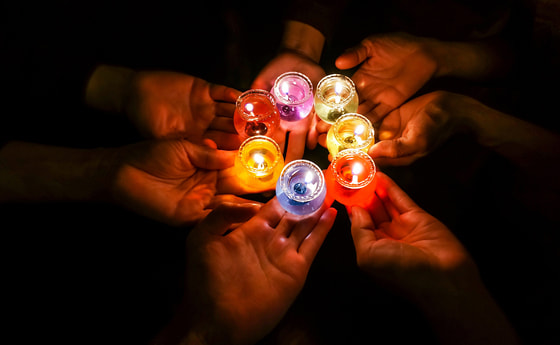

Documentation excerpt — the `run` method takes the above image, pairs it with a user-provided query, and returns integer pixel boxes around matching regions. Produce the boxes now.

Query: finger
[214,102,236,118]
[256,197,288,229]
[204,131,242,150]
[368,139,422,166]
[375,172,420,215]
[209,83,241,103]
[207,194,264,210]
[357,99,378,122]
[315,118,331,135]
[284,131,307,164]
[335,44,369,70]
[306,112,319,150]
[350,206,378,250]
[363,191,391,225]
[287,202,329,245]
[197,202,261,236]
[209,115,236,133]
[371,102,395,121]
[183,140,236,170]
[298,207,337,261]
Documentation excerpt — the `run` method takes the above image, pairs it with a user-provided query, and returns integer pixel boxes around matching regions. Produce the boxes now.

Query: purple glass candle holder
[272,72,314,122]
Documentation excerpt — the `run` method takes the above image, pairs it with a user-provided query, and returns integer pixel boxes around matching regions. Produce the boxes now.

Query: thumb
[197,202,261,236]
[350,206,378,251]
[335,44,368,70]
[182,140,236,170]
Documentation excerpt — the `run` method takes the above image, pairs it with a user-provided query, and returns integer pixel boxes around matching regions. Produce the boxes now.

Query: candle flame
[335,82,343,95]
[245,103,254,113]
[351,162,363,184]
[281,82,290,96]
[354,124,365,136]
[253,153,265,170]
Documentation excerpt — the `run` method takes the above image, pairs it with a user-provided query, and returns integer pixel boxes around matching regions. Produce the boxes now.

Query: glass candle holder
[325,149,377,207]
[234,89,280,139]
[276,160,326,215]
[314,74,358,124]
[326,113,375,158]
[234,136,284,190]
[272,72,314,122]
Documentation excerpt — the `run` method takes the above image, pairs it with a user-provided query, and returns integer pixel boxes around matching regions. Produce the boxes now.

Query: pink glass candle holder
[314,74,359,124]
[326,113,375,158]
[276,159,326,215]
[234,89,280,139]
[272,72,314,122]
[234,135,284,190]
[325,149,377,207]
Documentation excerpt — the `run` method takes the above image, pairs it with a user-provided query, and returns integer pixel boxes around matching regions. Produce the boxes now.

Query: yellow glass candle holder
[234,135,284,190]
[314,74,358,124]
[326,113,375,158]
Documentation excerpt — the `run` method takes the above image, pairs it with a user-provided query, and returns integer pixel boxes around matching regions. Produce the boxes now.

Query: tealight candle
[276,159,326,215]
[234,89,280,139]
[326,113,375,158]
[314,74,358,124]
[325,149,377,207]
[272,72,314,122]
[234,135,284,190]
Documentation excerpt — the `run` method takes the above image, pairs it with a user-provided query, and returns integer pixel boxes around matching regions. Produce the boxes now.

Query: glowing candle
[234,135,284,190]
[234,89,280,139]
[325,149,377,207]
[326,113,375,158]
[272,72,314,122]
[276,160,326,215]
[314,74,358,124]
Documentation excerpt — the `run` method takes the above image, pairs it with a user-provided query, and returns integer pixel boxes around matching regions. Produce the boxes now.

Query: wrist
[279,20,325,63]
[85,65,136,114]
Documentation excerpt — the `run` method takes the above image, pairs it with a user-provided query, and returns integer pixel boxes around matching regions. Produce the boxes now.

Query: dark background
[2,0,559,344]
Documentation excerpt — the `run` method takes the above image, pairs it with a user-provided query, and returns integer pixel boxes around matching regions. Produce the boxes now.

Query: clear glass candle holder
[234,89,280,139]
[272,72,314,122]
[326,113,375,158]
[276,160,326,215]
[325,149,377,207]
[234,135,284,190]
[314,74,358,124]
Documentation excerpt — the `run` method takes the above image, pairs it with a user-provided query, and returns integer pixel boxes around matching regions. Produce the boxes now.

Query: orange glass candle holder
[234,89,280,140]
[326,113,375,158]
[325,149,377,207]
[234,135,284,190]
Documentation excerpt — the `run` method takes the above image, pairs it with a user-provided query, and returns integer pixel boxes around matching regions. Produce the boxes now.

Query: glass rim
[331,149,376,189]
[332,113,375,149]
[236,89,277,121]
[280,159,325,202]
[238,135,282,174]
[272,72,314,106]
[316,74,356,106]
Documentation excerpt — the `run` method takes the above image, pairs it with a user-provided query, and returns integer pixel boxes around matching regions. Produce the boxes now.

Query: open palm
[336,32,438,123]
[184,200,337,345]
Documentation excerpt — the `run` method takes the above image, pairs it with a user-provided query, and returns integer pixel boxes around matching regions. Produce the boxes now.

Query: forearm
[85,64,136,114]
[0,141,117,203]
[279,20,325,63]
[417,279,520,345]
[427,38,513,80]
[455,95,560,184]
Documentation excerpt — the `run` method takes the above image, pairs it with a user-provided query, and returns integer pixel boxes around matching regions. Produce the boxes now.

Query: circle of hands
[109,32,485,345]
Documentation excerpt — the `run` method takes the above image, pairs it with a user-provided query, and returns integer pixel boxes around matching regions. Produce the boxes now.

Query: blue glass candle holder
[276,159,326,215]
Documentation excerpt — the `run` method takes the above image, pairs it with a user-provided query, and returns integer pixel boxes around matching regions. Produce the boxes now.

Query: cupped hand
[368,91,466,166]
[336,32,438,123]
[125,71,242,149]
[110,138,253,227]
[182,199,337,345]
[349,172,478,300]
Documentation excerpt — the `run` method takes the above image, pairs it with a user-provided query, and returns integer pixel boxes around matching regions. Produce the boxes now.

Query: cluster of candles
[233,72,377,215]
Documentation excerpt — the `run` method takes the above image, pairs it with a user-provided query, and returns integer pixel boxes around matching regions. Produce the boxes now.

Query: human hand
[368,91,468,166]
[336,32,438,123]
[110,138,254,227]
[173,199,337,345]
[349,171,479,301]
[125,70,242,148]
